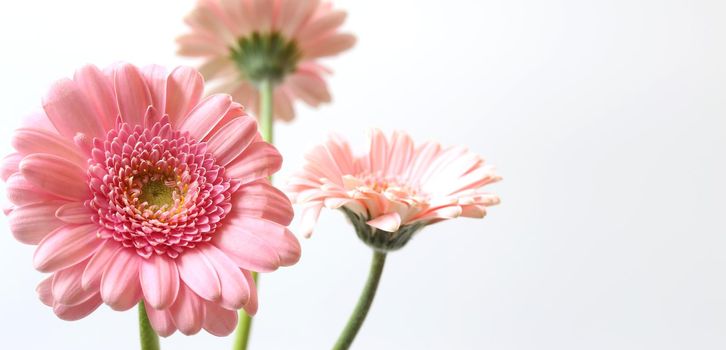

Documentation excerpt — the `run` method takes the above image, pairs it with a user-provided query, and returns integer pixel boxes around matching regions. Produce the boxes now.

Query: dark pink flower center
[87,119,238,259]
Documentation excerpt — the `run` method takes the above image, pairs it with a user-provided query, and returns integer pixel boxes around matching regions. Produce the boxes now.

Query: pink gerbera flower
[2,63,300,336]
[287,130,501,250]
[177,0,355,121]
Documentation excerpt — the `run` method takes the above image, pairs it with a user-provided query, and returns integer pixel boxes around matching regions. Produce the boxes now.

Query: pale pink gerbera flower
[2,63,300,336]
[288,130,501,250]
[177,0,355,121]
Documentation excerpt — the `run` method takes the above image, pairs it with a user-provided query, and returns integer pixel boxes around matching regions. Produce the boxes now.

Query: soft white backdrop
[1,0,725,349]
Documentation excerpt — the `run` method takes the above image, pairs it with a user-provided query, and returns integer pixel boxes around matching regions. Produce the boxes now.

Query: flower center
[138,179,176,208]
[230,31,301,84]
[87,118,239,259]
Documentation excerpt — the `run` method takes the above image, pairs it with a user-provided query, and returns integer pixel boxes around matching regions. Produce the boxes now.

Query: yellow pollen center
[139,180,176,208]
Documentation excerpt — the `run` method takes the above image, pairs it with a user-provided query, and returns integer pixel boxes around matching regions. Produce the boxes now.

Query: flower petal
[42,78,105,139]
[0,153,22,181]
[178,94,232,141]
[8,201,67,245]
[170,283,205,335]
[177,248,221,302]
[203,301,238,336]
[367,212,402,232]
[165,66,204,126]
[82,240,122,289]
[200,244,250,310]
[213,220,281,272]
[5,173,61,206]
[20,154,90,201]
[145,307,176,337]
[207,116,258,166]
[140,255,180,310]
[230,180,294,225]
[226,142,282,183]
[52,259,96,306]
[34,224,100,273]
[100,248,142,311]
[53,293,103,321]
[11,128,86,167]
[241,270,258,315]
[74,65,117,131]
[113,63,153,127]
[55,202,93,224]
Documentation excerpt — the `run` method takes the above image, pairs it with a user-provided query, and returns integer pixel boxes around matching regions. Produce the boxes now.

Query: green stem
[138,301,160,350]
[333,251,387,350]
[233,79,273,350]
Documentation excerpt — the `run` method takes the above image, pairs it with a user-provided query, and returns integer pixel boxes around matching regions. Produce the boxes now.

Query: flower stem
[138,301,160,350]
[333,250,387,350]
[234,79,274,350]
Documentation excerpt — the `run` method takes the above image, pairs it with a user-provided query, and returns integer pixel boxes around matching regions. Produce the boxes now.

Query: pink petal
[230,180,294,225]
[37,276,54,306]
[73,65,117,131]
[100,248,142,311]
[170,283,205,335]
[53,293,103,321]
[52,259,96,306]
[227,216,300,267]
[200,244,250,310]
[286,71,331,107]
[278,0,319,37]
[176,33,229,57]
[302,33,356,59]
[297,10,347,43]
[42,78,105,139]
[273,88,295,121]
[11,128,86,167]
[177,248,221,302]
[299,203,323,238]
[20,154,90,201]
[145,306,176,337]
[5,173,60,206]
[33,224,100,273]
[82,240,122,289]
[178,94,232,141]
[55,202,93,224]
[8,201,67,245]
[241,270,258,315]
[165,66,204,126]
[141,65,167,114]
[226,142,282,183]
[213,221,281,273]
[113,63,153,127]
[140,255,180,310]
[207,116,258,165]
[0,153,22,181]
[203,301,238,336]
[367,212,402,232]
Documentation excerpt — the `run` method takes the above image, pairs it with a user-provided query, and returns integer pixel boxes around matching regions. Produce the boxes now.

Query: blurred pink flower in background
[287,130,501,250]
[177,0,355,121]
[2,63,300,336]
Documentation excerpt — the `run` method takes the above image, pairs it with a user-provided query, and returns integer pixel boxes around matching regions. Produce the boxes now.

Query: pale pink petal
[5,173,60,206]
[226,142,282,183]
[42,78,105,139]
[241,270,258,315]
[145,307,176,337]
[141,65,167,114]
[53,293,103,321]
[176,33,229,57]
[179,94,232,140]
[33,224,100,273]
[73,65,117,131]
[286,71,331,107]
[273,88,295,121]
[206,116,258,165]
[82,240,123,289]
[113,63,153,127]
[177,248,221,302]
[55,202,93,224]
[213,222,281,272]
[203,301,238,336]
[20,154,90,201]
[227,217,301,267]
[140,255,180,309]
[170,283,205,335]
[11,128,86,167]
[200,244,250,310]
[297,10,347,43]
[37,276,53,306]
[230,180,294,225]
[100,249,142,311]
[8,201,67,245]
[367,212,402,232]
[0,153,22,181]
[165,66,204,126]
[302,33,357,59]
[52,259,96,306]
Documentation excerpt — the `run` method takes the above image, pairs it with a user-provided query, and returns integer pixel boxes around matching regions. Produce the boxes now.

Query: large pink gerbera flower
[2,63,300,336]
[287,130,501,250]
[177,0,355,121]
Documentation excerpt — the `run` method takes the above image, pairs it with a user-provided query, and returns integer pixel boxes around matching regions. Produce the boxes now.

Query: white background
[1,0,725,349]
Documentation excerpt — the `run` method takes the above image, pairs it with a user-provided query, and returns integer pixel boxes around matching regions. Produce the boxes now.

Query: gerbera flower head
[287,130,502,251]
[3,63,300,336]
[177,0,356,121]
